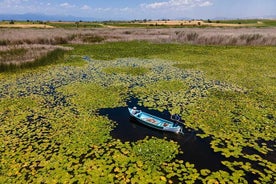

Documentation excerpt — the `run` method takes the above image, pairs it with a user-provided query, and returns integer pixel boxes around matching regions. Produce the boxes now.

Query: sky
[0,0,275,20]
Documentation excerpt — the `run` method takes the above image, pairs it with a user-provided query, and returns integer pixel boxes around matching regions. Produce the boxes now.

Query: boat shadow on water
[98,105,226,171]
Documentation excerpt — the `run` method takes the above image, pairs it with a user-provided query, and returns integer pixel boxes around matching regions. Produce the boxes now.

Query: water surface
[99,98,226,171]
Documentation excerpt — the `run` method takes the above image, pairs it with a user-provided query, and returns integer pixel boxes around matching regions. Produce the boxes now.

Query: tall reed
[0,48,66,72]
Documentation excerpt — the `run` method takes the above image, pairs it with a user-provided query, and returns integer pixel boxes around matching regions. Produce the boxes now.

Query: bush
[81,35,105,43]
[0,40,10,46]
[53,37,68,44]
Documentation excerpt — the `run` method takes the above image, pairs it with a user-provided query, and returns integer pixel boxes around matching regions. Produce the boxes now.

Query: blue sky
[0,0,275,20]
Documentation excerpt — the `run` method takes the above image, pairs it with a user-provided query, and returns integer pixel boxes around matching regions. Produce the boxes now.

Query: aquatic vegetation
[103,66,150,76]
[132,137,179,168]
[59,82,128,111]
[183,90,276,182]
[0,42,275,183]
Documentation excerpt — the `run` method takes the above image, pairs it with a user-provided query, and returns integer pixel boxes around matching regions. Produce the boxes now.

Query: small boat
[128,107,182,134]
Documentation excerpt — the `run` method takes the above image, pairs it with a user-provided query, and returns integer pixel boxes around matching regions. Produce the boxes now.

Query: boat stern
[164,125,182,134]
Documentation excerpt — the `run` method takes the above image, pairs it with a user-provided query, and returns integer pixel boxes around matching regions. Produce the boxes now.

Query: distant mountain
[259,15,276,19]
[0,13,98,22]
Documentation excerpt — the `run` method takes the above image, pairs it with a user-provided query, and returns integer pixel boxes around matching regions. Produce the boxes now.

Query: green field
[213,19,276,27]
[47,22,104,28]
[0,41,275,183]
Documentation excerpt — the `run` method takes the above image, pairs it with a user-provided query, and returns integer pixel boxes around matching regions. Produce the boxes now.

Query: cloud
[144,2,168,9]
[95,7,111,12]
[142,0,213,9]
[199,1,212,7]
[80,5,91,10]
[1,0,29,6]
[60,2,75,8]
[120,7,132,12]
[0,0,33,12]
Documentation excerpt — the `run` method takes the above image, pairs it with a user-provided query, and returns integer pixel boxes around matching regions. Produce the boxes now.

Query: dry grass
[0,45,71,65]
[0,24,54,28]
[1,27,276,46]
[0,27,276,67]
[171,31,276,45]
[138,20,258,27]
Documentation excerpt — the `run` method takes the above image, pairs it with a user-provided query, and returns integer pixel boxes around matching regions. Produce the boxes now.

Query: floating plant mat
[0,57,275,183]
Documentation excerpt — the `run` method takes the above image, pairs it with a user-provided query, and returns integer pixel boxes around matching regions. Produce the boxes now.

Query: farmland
[0,24,275,183]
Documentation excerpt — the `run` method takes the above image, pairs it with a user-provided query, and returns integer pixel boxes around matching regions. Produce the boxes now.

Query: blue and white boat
[128,107,182,134]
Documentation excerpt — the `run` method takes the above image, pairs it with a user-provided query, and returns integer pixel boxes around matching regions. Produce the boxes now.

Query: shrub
[36,37,49,44]
[123,31,132,34]
[0,40,10,46]
[81,35,105,43]
[53,37,68,44]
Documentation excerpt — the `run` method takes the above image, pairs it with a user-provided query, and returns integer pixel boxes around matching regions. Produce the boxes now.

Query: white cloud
[60,2,75,8]
[142,0,213,9]
[199,1,212,7]
[95,7,111,12]
[0,0,33,12]
[1,0,28,6]
[143,2,168,9]
[80,5,91,10]
[120,7,132,12]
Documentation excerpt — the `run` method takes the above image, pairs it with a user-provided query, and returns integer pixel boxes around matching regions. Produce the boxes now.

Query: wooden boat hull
[128,108,182,134]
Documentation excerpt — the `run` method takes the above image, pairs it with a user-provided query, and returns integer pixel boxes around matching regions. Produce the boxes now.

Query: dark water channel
[98,98,226,172]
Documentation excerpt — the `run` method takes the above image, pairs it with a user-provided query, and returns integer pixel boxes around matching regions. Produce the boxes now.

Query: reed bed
[171,31,276,45]
[0,44,70,64]
[1,28,276,46]
[0,48,66,72]
[0,27,276,72]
